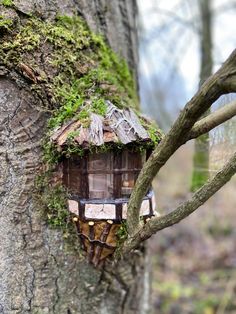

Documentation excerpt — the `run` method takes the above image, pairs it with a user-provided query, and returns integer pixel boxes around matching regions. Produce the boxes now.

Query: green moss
[0,13,143,165]
[35,172,80,250]
[116,222,128,242]
[139,116,163,148]
[1,0,13,7]
[67,130,80,140]
[42,140,61,164]
[35,172,68,228]
[0,15,13,30]
[47,89,84,129]
[65,143,85,158]
[0,12,163,250]
[43,185,68,228]
[115,221,128,258]
[91,97,107,116]
[148,124,162,145]
[77,109,90,121]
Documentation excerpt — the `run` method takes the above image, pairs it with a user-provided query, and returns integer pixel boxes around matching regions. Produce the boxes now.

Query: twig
[189,100,236,139]
[123,151,236,254]
[126,49,236,236]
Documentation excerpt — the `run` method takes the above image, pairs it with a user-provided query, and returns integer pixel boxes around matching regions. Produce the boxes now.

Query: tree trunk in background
[0,1,151,313]
[191,0,213,191]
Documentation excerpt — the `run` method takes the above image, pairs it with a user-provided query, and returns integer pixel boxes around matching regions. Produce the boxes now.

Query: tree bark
[0,1,150,313]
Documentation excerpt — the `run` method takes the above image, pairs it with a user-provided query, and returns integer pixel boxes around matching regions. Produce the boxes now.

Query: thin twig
[123,151,236,254]
[126,49,236,236]
[189,100,236,139]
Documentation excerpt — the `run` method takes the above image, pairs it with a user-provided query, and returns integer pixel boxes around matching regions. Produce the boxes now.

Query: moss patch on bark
[1,0,14,7]
[0,14,13,29]
[0,12,147,163]
[0,13,137,113]
[0,10,162,244]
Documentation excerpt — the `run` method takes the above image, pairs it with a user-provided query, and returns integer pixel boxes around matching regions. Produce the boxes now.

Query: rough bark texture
[13,0,139,81]
[0,1,151,313]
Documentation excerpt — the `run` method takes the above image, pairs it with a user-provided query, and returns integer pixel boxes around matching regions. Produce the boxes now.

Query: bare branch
[123,151,236,254]
[189,100,236,139]
[127,49,236,236]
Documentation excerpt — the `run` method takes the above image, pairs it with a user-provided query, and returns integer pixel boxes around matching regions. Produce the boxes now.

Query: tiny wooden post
[88,221,95,263]
[73,216,86,250]
[93,220,113,267]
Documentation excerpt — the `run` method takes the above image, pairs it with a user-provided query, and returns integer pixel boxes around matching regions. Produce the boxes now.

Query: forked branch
[126,49,236,236]
[123,152,236,254]
[188,100,236,139]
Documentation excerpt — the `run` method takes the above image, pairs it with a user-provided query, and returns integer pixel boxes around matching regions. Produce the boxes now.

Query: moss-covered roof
[50,100,161,150]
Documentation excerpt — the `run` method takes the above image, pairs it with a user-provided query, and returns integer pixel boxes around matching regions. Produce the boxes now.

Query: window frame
[63,150,146,200]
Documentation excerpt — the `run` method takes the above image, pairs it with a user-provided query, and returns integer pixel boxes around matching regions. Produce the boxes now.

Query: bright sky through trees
[138,0,236,99]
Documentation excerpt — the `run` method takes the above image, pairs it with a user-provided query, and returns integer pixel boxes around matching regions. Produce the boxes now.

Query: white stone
[68,200,79,214]
[85,203,116,219]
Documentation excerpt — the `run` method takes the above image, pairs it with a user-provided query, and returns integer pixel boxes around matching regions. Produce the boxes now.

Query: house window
[121,150,145,197]
[63,156,82,196]
[88,153,113,199]
[62,150,146,200]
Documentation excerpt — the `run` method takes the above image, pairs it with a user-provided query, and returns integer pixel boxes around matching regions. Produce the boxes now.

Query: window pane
[121,150,145,197]
[89,157,106,170]
[88,152,113,199]
[88,152,112,170]
[63,157,81,195]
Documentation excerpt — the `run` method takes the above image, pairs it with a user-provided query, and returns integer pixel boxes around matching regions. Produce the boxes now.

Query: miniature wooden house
[51,101,161,266]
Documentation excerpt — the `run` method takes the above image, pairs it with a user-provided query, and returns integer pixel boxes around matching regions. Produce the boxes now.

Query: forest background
[138,0,236,313]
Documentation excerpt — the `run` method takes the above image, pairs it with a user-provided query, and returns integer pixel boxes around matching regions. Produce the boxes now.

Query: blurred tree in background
[138,1,236,313]
[138,0,236,146]
[191,0,213,191]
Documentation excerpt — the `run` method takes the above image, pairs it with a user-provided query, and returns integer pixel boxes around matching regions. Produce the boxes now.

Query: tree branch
[188,100,236,139]
[126,49,236,236]
[123,151,236,254]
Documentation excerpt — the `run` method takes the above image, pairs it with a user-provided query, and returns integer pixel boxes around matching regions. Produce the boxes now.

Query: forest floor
[151,141,236,314]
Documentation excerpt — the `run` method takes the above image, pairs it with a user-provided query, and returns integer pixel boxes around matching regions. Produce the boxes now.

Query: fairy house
[50,100,161,266]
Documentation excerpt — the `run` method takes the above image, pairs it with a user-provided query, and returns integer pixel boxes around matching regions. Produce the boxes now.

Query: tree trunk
[191,0,213,191]
[0,1,151,313]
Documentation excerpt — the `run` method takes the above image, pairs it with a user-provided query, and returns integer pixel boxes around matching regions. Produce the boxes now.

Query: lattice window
[63,150,146,200]
[63,156,82,196]
[121,150,145,197]
[88,153,113,199]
